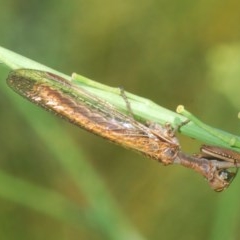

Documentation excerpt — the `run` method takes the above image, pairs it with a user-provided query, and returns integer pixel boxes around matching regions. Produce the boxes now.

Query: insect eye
[218,169,236,183]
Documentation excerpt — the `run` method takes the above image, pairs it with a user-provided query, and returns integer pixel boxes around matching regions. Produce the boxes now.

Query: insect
[7,69,180,165]
[199,145,239,191]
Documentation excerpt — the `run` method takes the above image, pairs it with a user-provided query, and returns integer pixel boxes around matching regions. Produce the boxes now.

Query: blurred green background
[1,0,240,239]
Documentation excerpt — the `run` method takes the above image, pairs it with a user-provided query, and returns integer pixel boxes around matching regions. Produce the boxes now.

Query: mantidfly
[7,69,240,191]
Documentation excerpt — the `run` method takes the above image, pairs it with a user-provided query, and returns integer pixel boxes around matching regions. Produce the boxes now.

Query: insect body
[7,69,179,165]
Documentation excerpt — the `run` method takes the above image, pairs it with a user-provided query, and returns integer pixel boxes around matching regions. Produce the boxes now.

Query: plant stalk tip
[176,105,185,113]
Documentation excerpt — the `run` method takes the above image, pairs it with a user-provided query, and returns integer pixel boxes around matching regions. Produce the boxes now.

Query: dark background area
[1,1,240,239]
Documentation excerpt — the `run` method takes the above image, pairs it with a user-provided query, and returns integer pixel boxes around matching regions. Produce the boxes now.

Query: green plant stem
[1,46,240,149]
[177,105,240,149]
